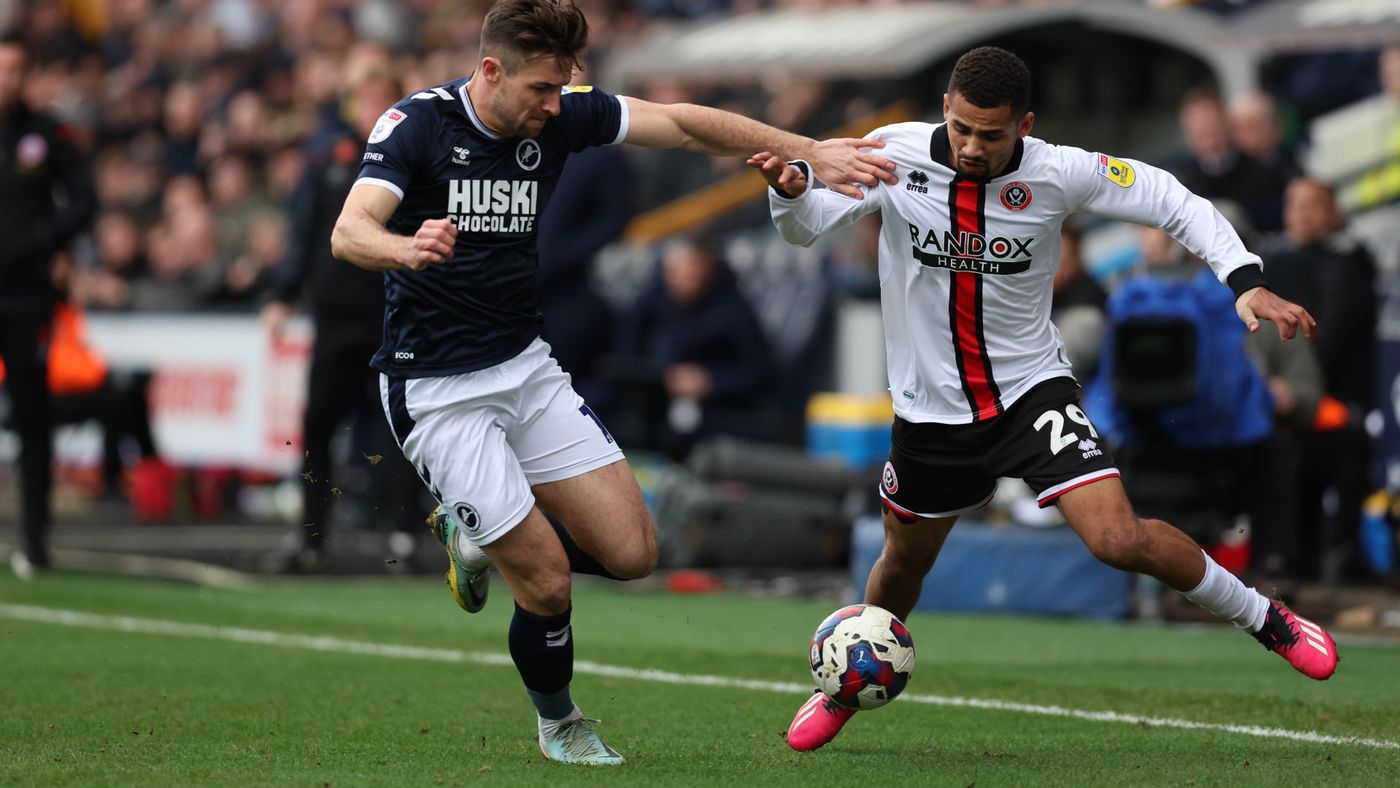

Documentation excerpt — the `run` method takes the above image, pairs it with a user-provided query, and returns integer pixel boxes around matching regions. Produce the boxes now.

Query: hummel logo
[545,626,571,647]
[906,169,929,194]
[451,146,471,165]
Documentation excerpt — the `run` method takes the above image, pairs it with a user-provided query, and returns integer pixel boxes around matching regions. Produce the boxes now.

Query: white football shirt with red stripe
[770,121,1262,425]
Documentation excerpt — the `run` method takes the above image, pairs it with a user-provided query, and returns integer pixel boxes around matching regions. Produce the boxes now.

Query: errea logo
[906,169,929,194]
[1079,438,1102,459]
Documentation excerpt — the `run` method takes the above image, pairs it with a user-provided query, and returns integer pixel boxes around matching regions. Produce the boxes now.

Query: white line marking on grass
[3,603,1396,751]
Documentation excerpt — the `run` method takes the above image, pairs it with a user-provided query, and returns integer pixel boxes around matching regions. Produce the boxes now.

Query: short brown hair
[480,0,589,73]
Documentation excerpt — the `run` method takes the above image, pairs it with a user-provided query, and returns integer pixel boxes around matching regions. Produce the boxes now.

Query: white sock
[538,705,582,738]
[1181,550,1269,632]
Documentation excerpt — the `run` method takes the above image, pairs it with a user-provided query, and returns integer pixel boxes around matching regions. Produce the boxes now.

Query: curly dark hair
[480,0,589,73]
[948,46,1031,116]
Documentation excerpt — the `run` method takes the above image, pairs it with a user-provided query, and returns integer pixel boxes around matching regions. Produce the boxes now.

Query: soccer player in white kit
[749,47,1338,753]
[330,0,898,766]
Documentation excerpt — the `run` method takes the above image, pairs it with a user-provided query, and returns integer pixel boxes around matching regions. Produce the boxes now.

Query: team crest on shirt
[882,462,899,494]
[368,109,407,144]
[515,138,542,171]
[999,181,1032,211]
[1097,154,1135,188]
[453,503,482,533]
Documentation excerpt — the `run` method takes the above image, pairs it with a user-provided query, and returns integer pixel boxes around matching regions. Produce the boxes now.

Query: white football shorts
[379,337,624,546]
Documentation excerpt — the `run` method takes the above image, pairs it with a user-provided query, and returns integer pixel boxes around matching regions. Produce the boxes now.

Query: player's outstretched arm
[622,97,895,199]
[1236,286,1318,340]
[331,183,456,272]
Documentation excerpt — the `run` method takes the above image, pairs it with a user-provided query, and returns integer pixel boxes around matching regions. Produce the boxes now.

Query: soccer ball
[808,604,915,710]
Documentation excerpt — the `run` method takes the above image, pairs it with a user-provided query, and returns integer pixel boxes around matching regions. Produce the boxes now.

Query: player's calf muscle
[1080,520,1152,571]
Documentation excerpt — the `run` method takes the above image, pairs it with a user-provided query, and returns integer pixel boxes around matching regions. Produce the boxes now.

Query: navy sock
[546,512,622,580]
[509,602,575,720]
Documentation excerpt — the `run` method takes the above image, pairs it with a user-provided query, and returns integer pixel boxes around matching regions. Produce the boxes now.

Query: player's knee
[1084,518,1150,571]
[520,570,573,615]
[605,540,658,580]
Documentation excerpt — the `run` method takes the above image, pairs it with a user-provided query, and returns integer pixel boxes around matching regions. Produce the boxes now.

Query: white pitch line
[3,603,1396,751]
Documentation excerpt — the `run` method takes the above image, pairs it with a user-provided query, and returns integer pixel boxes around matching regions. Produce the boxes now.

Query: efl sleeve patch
[561,85,594,94]
[367,109,408,144]
[1096,153,1135,188]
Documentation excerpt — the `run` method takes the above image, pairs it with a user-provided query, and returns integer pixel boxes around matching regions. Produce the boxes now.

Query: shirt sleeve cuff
[1226,264,1269,300]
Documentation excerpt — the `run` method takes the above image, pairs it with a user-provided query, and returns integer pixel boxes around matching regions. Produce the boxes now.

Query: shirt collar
[459,78,504,140]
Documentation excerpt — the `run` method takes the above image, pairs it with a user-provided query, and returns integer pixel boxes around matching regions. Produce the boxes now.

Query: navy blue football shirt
[355,77,628,377]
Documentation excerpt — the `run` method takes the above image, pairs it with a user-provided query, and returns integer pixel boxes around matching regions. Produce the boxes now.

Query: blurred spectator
[41,255,164,500]
[161,80,205,176]
[259,51,422,573]
[1163,87,1289,234]
[613,235,777,458]
[1258,178,1379,581]
[1228,91,1300,181]
[0,33,96,577]
[1051,223,1108,381]
[1242,300,1325,593]
[1261,179,1377,424]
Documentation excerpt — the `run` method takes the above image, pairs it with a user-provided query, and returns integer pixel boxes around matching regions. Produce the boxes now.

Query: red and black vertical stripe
[946,176,1003,421]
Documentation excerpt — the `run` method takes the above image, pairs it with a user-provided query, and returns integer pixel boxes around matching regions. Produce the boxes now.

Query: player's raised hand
[405,218,457,270]
[1236,286,1318,340]
[747,152,809,197]
[806,137,897,199]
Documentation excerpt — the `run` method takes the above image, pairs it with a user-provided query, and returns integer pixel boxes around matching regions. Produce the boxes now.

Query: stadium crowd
[2,0,1398,588]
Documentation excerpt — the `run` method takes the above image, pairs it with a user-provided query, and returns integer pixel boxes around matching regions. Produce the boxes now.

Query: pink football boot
[787,692,858,752]
[1251,600,1339,680]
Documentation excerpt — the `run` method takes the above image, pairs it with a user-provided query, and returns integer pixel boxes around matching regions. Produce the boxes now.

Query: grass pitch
[2,570,1398,786]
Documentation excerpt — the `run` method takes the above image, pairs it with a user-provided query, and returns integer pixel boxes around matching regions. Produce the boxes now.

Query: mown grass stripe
[4,602,1395,751]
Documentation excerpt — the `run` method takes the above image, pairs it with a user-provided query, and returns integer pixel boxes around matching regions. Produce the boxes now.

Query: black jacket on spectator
[272,118,383,341]
[614,258,777,456]
[267,115,422,561]
[0,103,96,316]
[1259,232,1377,411]
[620,261,773,409]
[1,99,95,569]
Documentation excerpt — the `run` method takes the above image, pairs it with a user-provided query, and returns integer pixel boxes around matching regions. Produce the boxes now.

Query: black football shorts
[879,377,1120,520]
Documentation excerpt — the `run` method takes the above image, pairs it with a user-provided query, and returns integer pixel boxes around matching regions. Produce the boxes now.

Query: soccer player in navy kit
[330,0,897,765]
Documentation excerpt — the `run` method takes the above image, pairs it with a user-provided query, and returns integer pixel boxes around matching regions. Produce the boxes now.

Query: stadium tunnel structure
[608,0,1400,241]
